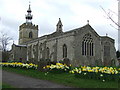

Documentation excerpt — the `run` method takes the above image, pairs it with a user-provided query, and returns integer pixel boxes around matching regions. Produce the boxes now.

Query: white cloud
[0,0,119,50]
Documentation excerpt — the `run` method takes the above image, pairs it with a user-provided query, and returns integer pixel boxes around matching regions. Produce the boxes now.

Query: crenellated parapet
[19,23,38,30]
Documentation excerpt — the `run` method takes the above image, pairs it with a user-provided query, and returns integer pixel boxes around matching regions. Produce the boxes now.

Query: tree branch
[100,6,120,29]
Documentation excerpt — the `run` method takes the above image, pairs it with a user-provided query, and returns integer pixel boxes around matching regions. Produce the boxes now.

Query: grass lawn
[2,67,119,88]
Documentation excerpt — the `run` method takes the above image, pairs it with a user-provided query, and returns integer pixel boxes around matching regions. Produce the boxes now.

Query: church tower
[56,18,63,33]
[19,3,38,45]
[118,0,120,51]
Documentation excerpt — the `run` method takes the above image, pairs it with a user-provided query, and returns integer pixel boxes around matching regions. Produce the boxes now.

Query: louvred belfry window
[29,32,33,38]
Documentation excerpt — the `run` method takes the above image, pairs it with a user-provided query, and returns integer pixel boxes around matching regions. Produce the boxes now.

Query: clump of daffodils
[0,62,38,69]
[69,66,120,82]
[69,68,82,74]
[43,63,70,73]
[71,66,119,75]
[98,67,119,74]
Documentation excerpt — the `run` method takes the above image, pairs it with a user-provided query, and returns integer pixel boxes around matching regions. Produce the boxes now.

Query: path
[2,70,71,88]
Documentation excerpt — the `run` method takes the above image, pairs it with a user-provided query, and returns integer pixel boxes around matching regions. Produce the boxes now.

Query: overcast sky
[0,0,118,50]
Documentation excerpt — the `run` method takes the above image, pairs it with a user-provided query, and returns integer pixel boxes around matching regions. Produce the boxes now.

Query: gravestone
[50,60,57,65]
[111,59,116,66]
[37,59,51,72]
[63,58,70,66]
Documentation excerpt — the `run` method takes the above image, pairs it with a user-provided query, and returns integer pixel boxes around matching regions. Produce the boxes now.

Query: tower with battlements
[19,3,38,45]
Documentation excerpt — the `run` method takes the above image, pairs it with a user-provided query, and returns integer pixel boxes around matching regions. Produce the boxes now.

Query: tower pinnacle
[25,2,33,24]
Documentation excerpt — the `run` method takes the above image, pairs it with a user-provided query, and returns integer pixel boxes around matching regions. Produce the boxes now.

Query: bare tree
[100,4,120,52]
[100,6,119,29]
[0,32,13,62]
[100,3,120,58]
[0,32,12,52]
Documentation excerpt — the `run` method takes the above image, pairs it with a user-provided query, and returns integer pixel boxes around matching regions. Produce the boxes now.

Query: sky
[0,0,119,50]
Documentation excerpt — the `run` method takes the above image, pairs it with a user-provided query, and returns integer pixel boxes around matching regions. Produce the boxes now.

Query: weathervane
[106,33,108,36]
[13,40,14,44]
[29,1,31,4]
[87,20,89,24]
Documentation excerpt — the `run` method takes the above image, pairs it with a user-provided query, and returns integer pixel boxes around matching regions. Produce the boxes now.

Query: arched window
[82,41,84,55]
[63,44,67,58]
[46,47,49,59]
[39,43,42,59]
[29,32,33,38]
[82,33,94,56]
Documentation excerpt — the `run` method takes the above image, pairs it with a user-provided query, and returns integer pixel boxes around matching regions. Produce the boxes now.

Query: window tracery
[82,33,94,56]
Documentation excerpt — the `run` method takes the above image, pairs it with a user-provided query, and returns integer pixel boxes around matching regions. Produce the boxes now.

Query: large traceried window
[82,33,94,56]
[63,44,67,58]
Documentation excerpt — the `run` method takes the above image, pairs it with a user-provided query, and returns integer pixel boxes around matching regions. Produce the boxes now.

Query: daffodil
[100,74,103,77]
[103,80,105,82]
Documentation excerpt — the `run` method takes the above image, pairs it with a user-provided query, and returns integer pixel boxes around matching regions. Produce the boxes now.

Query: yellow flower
[100,74,103,77]
[115,70,118,74]
[103,80,105,82]
[46,65,50,68]
[88,70,93,72]
[71,71,74,74]
[56,63,62,65]
[43,67,46,69]
[78,71,81,73]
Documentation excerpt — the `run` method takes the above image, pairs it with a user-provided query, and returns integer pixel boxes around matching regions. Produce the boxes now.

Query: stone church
[10,4,119,66]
